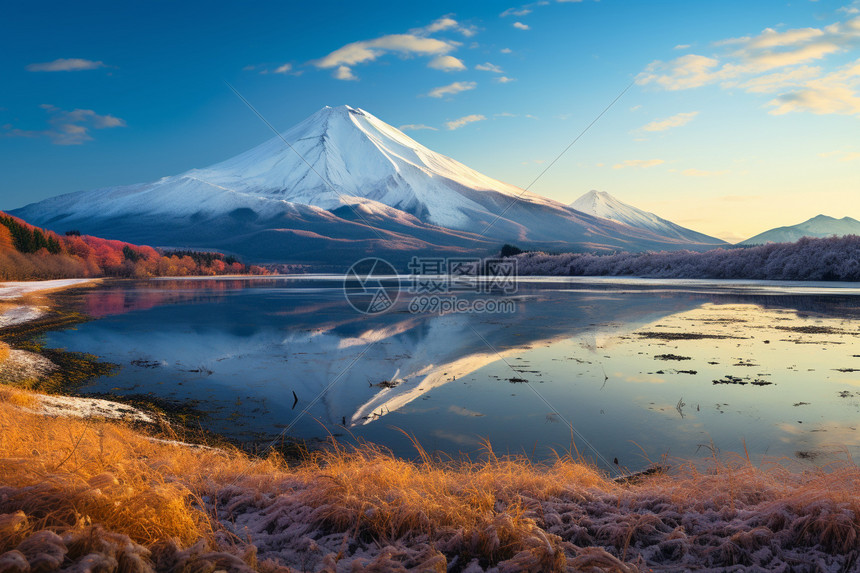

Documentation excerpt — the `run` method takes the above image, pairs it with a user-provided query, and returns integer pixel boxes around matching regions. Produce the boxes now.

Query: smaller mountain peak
[572,189,614,207]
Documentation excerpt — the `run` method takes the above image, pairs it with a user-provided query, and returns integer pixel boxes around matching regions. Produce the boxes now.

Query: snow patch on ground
[0,305,45,328]
[30,394,157,424]
[0,278,95,300]
[1,349,57,383]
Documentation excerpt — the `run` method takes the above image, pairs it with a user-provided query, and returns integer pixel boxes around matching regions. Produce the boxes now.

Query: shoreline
[0,277,307,456]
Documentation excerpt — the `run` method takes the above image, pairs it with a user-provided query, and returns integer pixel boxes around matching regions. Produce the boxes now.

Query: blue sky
[1,0,858,242]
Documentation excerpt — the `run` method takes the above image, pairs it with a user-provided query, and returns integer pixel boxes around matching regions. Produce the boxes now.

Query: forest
[507,235,860,281]
[0,212,267,280]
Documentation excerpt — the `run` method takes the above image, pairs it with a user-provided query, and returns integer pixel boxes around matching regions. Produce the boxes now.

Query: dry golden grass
[0,392,278,549]
[284,436,613,566]
[0,392,858,571]
[0,341,10,364]
[0,384,37,408]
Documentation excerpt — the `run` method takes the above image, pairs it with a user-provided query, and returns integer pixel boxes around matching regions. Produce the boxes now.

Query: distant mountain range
[740,215,860,245]
[11,106,727,266]
[570,190,725,246]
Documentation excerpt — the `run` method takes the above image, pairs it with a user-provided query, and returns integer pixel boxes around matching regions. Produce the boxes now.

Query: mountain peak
[570,189,725,245]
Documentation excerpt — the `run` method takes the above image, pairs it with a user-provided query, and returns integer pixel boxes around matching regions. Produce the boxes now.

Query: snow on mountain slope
[12,106,727,263]
[22,106,554,230]
[739,214,860,245]
[570,190,725,245]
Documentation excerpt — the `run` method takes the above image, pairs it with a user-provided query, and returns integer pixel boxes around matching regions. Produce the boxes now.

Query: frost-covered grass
[512,235,860,281]
[0,391,859,572]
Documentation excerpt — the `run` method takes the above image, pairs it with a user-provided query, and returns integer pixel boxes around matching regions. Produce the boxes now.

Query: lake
[45,276,860,474]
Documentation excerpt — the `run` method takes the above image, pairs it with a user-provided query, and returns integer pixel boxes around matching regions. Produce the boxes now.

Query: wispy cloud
[445,114,486,130]
[26,58,106,72]
[399,124,438,131]
[419,16,477,37]
[674,44,691,50]
[311,16,474,80]
[502,0,583,19]
[818,150,860,161]
[476,62,503,73]
[612,159,665,169]
[500,1,548,17]
[3,104,125,145]
[641,111,699,132]
[245,62,301,76]
[428,81,477,98]
[496,76,516,83]
[513,22,530,30]
[429,55,466,71]
[637,14,860,117]
[681,168,729,177]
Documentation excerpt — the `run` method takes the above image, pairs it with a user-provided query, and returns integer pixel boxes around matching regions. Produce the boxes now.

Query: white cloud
[26,58,106,72]
[513,22,530,30]
[428,81,477,98]
[501,48,513,54]
[445,114,486,130]
[334,65,358,81]
[612,159,665,169]
[4,104,125,145]
[311,16,479,80]
[476,62,503,73]
[768,84,860,115]
[767,58,860,116]
[496,76,516,83]
[429,55,466,71]
[637,14,860,117]
[273,63,292,74]
[313,32,457,80]
[641,111,699,132]
[681,168,729,177]
[674,44,691,50]
[419,16,477,37]
[399,124,438,131]
[638,54,726,90]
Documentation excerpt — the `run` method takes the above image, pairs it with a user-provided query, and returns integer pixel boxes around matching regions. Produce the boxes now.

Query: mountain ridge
[740,214,860,245]
[12,105,728,265]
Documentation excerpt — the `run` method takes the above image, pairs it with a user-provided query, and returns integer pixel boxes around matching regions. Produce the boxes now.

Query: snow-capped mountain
[739,214,860,245]
[570,190,725,245]
[13,106,725,264]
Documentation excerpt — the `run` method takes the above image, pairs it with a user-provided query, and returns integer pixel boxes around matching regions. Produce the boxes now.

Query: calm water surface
[46,276,860,473]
